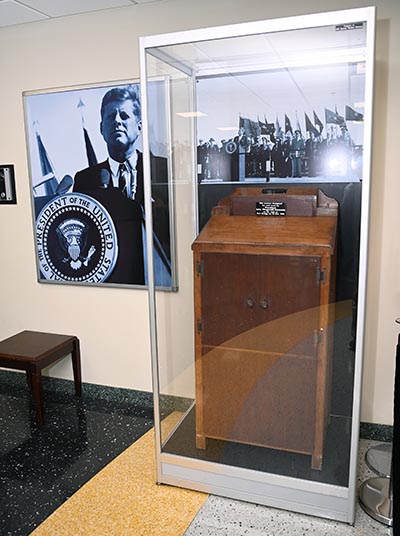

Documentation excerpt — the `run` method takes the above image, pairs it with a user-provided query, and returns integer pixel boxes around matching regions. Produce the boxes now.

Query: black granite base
[162,410,393,487]
[163,406,352,487]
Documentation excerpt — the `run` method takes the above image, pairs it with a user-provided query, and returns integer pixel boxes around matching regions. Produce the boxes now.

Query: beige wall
[0,0,399,424]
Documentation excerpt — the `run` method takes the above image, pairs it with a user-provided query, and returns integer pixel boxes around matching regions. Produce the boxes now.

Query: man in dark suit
[73,85,170,286]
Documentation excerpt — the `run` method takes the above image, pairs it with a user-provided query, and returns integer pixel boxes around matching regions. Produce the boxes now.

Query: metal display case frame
[139,6,375,523]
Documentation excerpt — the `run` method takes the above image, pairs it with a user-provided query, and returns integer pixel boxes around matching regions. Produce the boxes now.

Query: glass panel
[145,16,369,491]
[145,52,197,445]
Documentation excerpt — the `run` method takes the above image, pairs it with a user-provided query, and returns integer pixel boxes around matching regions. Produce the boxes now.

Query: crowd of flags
[33,100,365,196]
[239,105,364,141]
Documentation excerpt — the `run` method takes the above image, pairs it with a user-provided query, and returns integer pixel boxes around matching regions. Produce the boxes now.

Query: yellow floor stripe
[32,413,208,536]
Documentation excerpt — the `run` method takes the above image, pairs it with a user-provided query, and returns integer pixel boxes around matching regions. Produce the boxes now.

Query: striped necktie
[118,163,129,197]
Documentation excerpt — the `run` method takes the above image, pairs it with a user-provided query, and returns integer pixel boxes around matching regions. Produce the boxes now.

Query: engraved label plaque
[255,201,286,216]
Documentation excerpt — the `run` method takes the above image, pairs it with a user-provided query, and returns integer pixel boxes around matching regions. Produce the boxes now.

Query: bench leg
[26,371,32,388]
[31,370,44,425]
[72,338,82,397]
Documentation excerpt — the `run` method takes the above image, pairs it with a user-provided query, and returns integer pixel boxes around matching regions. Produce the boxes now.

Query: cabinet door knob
[260,298,269,310]
[246,297,255,308]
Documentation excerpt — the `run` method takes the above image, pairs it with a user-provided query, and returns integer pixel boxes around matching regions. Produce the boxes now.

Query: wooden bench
[0,330,81,425]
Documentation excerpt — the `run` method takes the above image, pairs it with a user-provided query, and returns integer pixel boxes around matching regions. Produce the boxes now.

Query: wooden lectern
[192,187,338,470]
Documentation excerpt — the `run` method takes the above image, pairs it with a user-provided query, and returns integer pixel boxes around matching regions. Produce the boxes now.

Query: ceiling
[0,0,164,28]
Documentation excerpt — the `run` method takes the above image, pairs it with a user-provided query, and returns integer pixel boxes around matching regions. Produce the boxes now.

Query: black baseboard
[359,421,393,442]
[0,370,392,441]
[0,369,191,413]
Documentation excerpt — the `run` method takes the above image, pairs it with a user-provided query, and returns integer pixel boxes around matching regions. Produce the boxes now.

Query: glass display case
[139,6,375,522]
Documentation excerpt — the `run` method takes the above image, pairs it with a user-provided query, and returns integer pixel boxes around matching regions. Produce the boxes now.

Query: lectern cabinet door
[200,252,321,354]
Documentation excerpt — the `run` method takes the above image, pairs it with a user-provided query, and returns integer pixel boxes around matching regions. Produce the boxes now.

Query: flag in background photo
[345,105,364,122]
[284,114,293,134]
[35,131,59,196]
[335,105,345,125]
[239,115,261,138]
[305,113,320,137]
[78,98,98,167]
[83,127,98,167]
[258,117,268,135]
[313,110,324,134]
[258,116,275,136]
[325,108,345,125]
[275,115,283,138]
[264,115,276,136]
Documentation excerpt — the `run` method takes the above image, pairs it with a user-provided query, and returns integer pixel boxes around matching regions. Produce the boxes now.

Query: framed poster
[24,80,175,290]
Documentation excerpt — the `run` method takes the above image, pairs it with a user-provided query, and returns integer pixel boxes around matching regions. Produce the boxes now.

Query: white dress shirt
[108,151,138,199]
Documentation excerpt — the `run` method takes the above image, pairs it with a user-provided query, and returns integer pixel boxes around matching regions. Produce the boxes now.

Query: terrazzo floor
[31,412,208,536]
[184,439,393,536]
[0,370,393,535]
[0,371,161,535]
[31,430,392,536]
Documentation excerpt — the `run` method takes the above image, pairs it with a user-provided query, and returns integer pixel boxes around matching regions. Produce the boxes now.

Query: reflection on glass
[145,19,367,490]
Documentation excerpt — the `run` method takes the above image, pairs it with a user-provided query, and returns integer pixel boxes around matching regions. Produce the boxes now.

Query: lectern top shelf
[192,215,337,254]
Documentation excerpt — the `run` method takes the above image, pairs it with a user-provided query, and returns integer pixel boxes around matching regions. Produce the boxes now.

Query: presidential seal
[35,193,118,283]
[225,140,238,155]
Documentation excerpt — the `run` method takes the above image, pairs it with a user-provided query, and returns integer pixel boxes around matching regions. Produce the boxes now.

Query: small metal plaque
[335,22,364,31]
[262,188,287,194]
[0,165,16,204]
[256,201,286,216]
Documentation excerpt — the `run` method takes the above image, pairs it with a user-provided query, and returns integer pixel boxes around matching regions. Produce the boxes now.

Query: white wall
[0,0,399,424]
